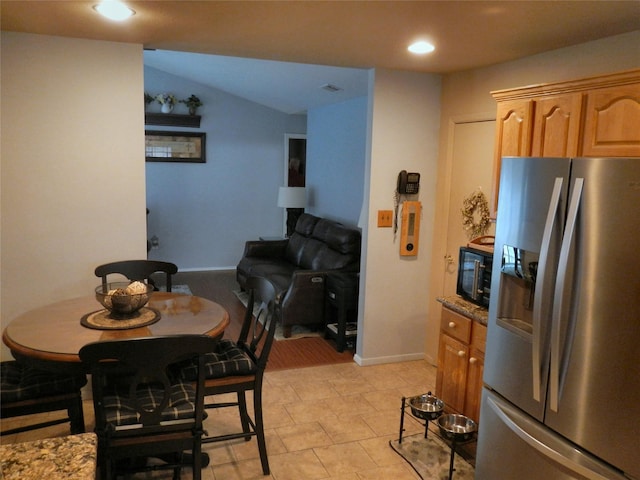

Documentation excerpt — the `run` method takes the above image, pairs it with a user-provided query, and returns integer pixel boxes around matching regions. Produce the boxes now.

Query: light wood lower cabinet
[435,306,487,424]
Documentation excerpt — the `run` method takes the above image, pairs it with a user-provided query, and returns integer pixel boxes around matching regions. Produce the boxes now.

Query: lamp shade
[277,187,307,209]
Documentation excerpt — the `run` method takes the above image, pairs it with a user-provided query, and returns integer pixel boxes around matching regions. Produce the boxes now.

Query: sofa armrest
[278,270,327,328]
[242,239,288,258]
[289,269,326,287]
[285,268,358,291]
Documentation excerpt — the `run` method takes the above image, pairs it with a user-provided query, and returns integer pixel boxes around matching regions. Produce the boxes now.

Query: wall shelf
[145,113,201,128]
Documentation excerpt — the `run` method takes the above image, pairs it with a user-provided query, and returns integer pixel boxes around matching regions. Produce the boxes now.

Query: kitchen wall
[1,32,145,360]
[144,67,306,270]
[358,68,442,365]
[426,30,640,362]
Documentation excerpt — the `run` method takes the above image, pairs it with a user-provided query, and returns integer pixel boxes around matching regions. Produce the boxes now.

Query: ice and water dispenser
[496,245,539,338]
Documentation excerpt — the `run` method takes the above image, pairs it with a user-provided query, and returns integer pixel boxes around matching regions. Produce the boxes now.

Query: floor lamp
[278,187,306,237]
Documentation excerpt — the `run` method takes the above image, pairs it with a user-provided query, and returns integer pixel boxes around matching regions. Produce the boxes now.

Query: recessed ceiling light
[93,1,135,21]
[408,41,435,55]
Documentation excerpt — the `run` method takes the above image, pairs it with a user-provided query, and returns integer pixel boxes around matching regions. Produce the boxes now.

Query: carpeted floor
[233,289,323,341]
[389,432,475,480]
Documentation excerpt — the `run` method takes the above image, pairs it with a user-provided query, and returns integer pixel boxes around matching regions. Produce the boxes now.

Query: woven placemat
[80,307,160,330]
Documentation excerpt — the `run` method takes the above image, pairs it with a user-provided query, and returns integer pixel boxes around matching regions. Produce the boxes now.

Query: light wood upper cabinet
[582,83,640,157]
[491,69,640,212]
[491,100,534,212]
[531,93,583,158]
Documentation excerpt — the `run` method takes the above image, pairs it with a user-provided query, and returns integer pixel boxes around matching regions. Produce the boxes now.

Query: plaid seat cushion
[178,339,256,381]
[0,361,87,403]
[102,381,196,426]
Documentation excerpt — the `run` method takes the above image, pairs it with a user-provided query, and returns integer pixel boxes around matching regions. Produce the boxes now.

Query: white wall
[305,96,368,226]
[426,30,640,362]
[1,32,146,360]
[356,68,442,365]
[144,67,306,270]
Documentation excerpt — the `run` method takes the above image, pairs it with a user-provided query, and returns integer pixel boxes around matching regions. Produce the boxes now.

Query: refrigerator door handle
[532,177,564,403]
[487,392,624,480]
[550,178,584,412]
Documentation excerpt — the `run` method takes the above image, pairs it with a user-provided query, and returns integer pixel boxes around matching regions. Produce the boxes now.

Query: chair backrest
[79,335,216,431]
[95,260,178,292]
[239,276,279,371]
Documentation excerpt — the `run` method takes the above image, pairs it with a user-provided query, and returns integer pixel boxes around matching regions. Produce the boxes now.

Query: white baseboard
[353,351,428,366]
[177,266,237,272]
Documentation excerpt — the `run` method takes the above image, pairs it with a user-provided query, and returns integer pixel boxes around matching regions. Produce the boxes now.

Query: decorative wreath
[461,190,491,239]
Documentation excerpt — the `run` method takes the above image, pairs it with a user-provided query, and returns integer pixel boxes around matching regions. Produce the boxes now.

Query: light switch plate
[377,210,393,227]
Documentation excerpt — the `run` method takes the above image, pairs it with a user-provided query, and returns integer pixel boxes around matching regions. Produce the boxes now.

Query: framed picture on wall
[145,130,206,163]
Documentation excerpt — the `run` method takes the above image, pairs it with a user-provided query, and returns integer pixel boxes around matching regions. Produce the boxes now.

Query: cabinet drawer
[440,308,472,343]
[471,322,487,353]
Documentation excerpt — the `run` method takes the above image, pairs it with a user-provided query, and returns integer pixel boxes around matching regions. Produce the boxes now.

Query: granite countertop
[437,295,489,325]
[0,433,97,480]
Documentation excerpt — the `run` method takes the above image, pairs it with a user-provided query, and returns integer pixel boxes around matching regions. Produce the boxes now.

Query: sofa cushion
[312,219,361,255]
[294,213,319,236]
[284,232,308,266]
[310,243,358,270]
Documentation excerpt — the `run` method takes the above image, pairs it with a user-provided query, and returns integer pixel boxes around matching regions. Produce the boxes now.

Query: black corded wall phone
[397,170,420,194]
[393,170,421,249]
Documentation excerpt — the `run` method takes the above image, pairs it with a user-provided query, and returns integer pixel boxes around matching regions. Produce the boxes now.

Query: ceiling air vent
[321,83,343,93]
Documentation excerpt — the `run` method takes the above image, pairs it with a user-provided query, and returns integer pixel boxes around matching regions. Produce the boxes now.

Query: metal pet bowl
[437,414,477,442]
[95,281,152,317]
[408,393,445,420]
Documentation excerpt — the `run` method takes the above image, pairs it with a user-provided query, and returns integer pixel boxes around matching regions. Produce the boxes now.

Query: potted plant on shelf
[180,94,203,115]
[155,93,177,113]
[144,92,154,111]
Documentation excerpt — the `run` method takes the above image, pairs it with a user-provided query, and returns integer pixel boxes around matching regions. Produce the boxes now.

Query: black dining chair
[175,277,277,475]
[0,360,87,436]
[79,335,217,480]
[176,276,279,475]
[94,259,178,292]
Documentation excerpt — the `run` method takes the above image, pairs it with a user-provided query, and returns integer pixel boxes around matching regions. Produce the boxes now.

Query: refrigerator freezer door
[475,389,628,480]
[544,157,640,479]
[484,157,570,420]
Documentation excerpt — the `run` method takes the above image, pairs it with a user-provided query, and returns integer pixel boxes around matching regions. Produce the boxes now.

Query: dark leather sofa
[236,213,361,337]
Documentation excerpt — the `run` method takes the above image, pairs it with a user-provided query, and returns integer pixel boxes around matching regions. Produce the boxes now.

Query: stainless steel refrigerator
[475,157,639,480]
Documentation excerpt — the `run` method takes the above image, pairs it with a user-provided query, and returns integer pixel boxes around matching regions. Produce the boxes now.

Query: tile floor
[2,359,436,479]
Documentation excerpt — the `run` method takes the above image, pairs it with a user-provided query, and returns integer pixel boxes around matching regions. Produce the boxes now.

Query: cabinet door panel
[464,349,484,423]
[492,100,534,212]
[436,334,468,413]
[531,93,583,157]
[582,83,640,156]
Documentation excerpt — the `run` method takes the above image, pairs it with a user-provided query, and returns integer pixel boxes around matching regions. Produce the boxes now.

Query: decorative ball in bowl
[95,281,153,317]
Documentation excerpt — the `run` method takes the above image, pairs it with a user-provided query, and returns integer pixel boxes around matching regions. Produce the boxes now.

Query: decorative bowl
[437,414,477,442]
[408,392,444,420]
[95,281,152,317]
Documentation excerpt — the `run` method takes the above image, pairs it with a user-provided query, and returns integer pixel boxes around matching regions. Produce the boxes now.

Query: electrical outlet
[377,210,393,227]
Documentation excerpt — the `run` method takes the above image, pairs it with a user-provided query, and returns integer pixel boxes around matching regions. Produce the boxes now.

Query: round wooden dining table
[2,292,229,373]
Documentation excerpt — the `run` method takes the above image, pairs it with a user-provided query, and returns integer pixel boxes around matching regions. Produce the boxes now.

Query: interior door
[443,120,496,296]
